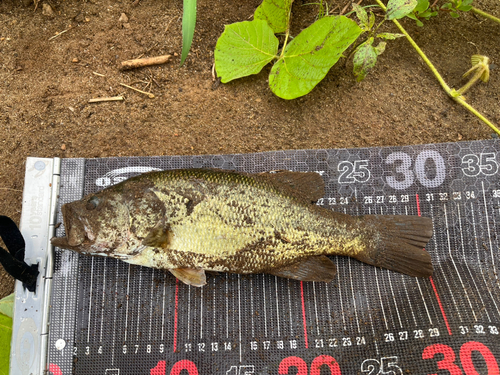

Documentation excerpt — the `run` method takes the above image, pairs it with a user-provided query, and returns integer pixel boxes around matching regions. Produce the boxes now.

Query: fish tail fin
[354,215,434,277]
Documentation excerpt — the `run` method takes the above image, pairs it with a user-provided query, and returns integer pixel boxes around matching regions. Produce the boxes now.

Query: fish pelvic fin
[170,268,207,287]
[355,215,434,277]
[267,255,337,282]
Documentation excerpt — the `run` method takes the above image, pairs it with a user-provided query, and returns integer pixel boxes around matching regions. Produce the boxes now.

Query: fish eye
[86,196,100,210]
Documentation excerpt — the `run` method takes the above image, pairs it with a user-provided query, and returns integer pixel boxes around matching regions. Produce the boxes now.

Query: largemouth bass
[51,169,433,286]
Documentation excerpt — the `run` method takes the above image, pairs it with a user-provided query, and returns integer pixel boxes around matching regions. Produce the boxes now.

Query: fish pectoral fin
[170,268,207,287]
[143,223,172,248]
[267,255,337,282]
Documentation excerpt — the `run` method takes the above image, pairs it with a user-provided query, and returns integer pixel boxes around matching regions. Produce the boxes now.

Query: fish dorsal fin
[258,171,325,203]
[143,223,172,248]
[267,255,337,282]
[170,268,207,286]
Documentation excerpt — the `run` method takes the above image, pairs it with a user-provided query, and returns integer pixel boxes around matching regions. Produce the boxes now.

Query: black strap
[0,215,39,292]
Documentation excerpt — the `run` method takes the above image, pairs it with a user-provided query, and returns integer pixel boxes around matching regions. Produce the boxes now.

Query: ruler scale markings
[311,282,320,336]
[481,181,500,290]
[380,203,403,329]
[99,258,107,343]
[124,264,131,342]
[238,275,242,363]
[250,277,255,337]
[111,261,120,365]
[173,278,179,352]
[335,257,347,330]
[136,267,143,341]
[299,281,308,348]
[345,206,361,334]
[274,276,281,337]
[262,274,268,337]
[456,203,488,322]
[187,285,191,340]
[161,271,166,341]
[470,202,500,318]
[87,257,95,343]
[225,274,229,339]
[149,269,154,341]
[417,194,452,334]
[200,281,204,339]
[324,282,333,335]
[213,277,216,337]
[405,205,433,325]
[444,203,476,321]
[430,203,462,322]
[287,279,294,337]
[400,277,418,326]
[369,207,389,331]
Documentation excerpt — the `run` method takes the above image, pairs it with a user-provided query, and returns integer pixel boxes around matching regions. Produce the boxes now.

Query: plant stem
[472,7,500,25]
[373,0,500,136]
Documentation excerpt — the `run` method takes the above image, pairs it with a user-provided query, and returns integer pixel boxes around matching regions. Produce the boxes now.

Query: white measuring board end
[10,157,60,375]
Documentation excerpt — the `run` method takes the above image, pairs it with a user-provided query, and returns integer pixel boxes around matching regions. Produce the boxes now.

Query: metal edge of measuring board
[10,157,60,375]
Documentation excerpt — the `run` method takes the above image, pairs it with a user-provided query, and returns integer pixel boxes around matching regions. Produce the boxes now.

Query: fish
[51,169,434,286]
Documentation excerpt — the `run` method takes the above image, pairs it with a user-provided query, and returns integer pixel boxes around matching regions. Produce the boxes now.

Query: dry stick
[120,55,171,70]
[374,0,500,136]
[88,96,124,103]
[119,83,155,98]
[48,29,69,41]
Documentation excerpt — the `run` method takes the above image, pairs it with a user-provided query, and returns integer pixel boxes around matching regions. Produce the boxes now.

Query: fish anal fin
[268,255,337,282]
[143,223,173,248]
[258,171,325,203]
[170,268,207,287]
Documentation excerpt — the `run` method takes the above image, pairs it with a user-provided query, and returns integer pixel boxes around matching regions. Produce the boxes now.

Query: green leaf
[180,0,197,65]
[254,0,293,34]
[352,3,369,30]
[269,16,362,99]
[215,20,278,83]
[368,12,376,29]
[376,32,404,40]
[0,314,12,375]
[374,41,387,55]
[386,0,418,20]
[414,0,430,12]
[457,4,472,11]
[0,294,14,319]
[353,38,377,82]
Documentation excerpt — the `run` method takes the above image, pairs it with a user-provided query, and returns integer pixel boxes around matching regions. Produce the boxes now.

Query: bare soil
[0,0,499,299]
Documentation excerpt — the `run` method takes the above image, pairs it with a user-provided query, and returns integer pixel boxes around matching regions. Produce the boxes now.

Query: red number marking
[279,356,308,375]
[422,343,463,375]
[310,355,341,375]
[48,363,63,375]
[151,360,166,375]
[170,360,199,375]
[460,341,500,375]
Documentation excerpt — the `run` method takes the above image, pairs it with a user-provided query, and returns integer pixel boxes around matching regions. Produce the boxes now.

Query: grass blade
[181,0,197,65]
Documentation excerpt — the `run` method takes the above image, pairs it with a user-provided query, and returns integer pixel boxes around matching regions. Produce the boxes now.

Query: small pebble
[42,3,55,17]
[72,58,79,63]
[61,144,66,151]
[119,13,129,23]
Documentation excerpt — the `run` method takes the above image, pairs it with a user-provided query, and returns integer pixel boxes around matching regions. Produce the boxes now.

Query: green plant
[0,293,14,375]
[181,0,196,65]
[214,0,363,99]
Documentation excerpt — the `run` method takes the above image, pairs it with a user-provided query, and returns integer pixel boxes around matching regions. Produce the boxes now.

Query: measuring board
[11,140,500,375]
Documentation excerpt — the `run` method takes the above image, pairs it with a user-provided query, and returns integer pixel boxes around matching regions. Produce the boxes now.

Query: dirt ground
[0,0,499,299]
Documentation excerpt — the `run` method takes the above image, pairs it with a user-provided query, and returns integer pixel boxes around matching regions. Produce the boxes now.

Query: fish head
[52,190,132,258]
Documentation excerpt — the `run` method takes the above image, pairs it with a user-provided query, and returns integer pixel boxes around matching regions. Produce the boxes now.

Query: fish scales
[52,169,434,286]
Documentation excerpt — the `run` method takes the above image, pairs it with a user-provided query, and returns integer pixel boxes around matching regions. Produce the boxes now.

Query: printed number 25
[361,356,402,375]
[338,160,370,184]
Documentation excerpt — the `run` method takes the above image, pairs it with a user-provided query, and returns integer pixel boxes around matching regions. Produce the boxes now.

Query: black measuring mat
[48,140,500,375]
